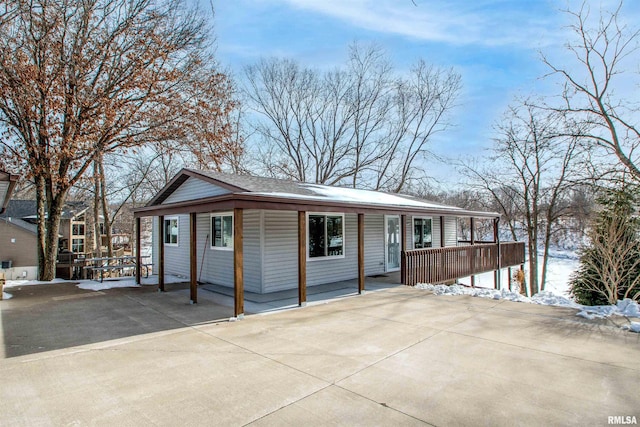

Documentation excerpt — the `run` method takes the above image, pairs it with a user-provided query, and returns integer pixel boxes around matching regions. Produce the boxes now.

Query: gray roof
[0,200,89,221]
[185,169,457,210]
[0,217,37,234]
[141,168,499,218]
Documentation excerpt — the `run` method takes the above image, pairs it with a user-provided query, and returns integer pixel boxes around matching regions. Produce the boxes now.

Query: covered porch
[134,203,525,319]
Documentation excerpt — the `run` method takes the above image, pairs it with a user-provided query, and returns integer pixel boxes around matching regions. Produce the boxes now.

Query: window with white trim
[71,238,85,253]
[164,217,179,246]
[413,217,432,249]
[308,213,344,258]
[72,223,85,236]
[211,213,233,249]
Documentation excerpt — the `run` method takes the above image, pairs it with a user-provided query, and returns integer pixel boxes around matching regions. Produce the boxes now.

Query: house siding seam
[162,177,231,205]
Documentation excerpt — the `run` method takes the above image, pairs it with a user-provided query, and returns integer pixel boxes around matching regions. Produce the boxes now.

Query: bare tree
[0,0,236,279]
[243,44,461,192]
[542,1,640,182]
[461,101,583,295]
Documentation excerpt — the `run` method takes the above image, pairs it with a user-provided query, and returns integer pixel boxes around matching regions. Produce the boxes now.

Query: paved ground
[1,280,639,426]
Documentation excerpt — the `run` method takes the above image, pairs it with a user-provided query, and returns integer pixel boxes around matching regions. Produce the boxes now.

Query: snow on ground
[3,274,186,292]
[458,247,580,297]
[416,284,640,333]
[417,243,640,333]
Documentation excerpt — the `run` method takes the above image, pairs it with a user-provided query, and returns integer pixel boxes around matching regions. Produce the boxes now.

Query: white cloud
[278,0,564,48]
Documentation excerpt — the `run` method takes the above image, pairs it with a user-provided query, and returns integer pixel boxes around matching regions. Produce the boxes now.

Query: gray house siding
[364,215,386,274]
[160,215,190,278]
[262,211,298,292]
[444,216,458,247]
[151,210,262,293]
[197,210,262,293]
[162,177,230,204]
[262,211,386,293]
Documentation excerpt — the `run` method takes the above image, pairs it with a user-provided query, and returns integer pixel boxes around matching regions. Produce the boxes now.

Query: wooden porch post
[190,212,197,304]
[358,213,365,294]
[234,208,244,318]
[158,215,165,292]
[135,217,141,284]
[470,217,475,287]
[400,214,407,285]
[298,211,307,306]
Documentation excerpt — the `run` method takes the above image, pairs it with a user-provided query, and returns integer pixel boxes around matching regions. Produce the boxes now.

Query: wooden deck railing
[403,241,525,286]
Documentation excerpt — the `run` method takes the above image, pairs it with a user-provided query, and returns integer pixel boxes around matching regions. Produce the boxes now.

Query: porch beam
[400,214,407,285]
[190,212,197,303]
[234,208,244,318]
[358,213,365,294]
[135,217,141,284]
[158,215,165,292]
[298,211,307,306]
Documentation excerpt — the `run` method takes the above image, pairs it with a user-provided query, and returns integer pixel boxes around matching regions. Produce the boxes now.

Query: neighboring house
[0,170,18,215]
[0,200,90,279]
[134,169,525,317]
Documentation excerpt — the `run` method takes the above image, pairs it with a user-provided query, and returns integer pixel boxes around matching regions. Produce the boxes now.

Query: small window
[71,238,85,253]
[414,217,432,249]
[72,223,85,236]
[308,213,344,258]
[164,217,179,246]
[211,213,233,249]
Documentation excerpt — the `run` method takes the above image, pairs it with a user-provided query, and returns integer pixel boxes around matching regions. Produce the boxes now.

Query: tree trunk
[98,159,113,258]
[36,178,66,281]
[93,159,102,257]
[36,177,48,281]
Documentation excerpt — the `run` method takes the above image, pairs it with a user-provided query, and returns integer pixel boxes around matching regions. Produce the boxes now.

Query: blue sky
[205,0,639,184]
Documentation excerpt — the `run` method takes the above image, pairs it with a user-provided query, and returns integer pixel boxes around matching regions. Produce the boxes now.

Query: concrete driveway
[1,281,639,426]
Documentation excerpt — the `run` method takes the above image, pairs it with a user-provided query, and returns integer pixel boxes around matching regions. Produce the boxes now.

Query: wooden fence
[403,241,525,286]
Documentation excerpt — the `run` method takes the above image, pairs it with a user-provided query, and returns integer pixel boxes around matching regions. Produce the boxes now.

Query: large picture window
[164,217,179,246]
[308,214,344,258]
[413,217,432,249]
[211,213,233,249]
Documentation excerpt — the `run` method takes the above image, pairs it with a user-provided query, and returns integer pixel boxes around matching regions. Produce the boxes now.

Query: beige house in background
[0,199,90,279]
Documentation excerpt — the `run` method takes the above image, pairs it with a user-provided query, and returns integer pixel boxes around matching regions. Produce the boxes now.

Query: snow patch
[77,280,141,291]
[622,322,640,333]
[416,283,640,333]
[2,292,12,300]
[416,283,530,303]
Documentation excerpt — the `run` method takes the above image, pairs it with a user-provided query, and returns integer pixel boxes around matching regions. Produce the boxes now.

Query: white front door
[385,215,401,272]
